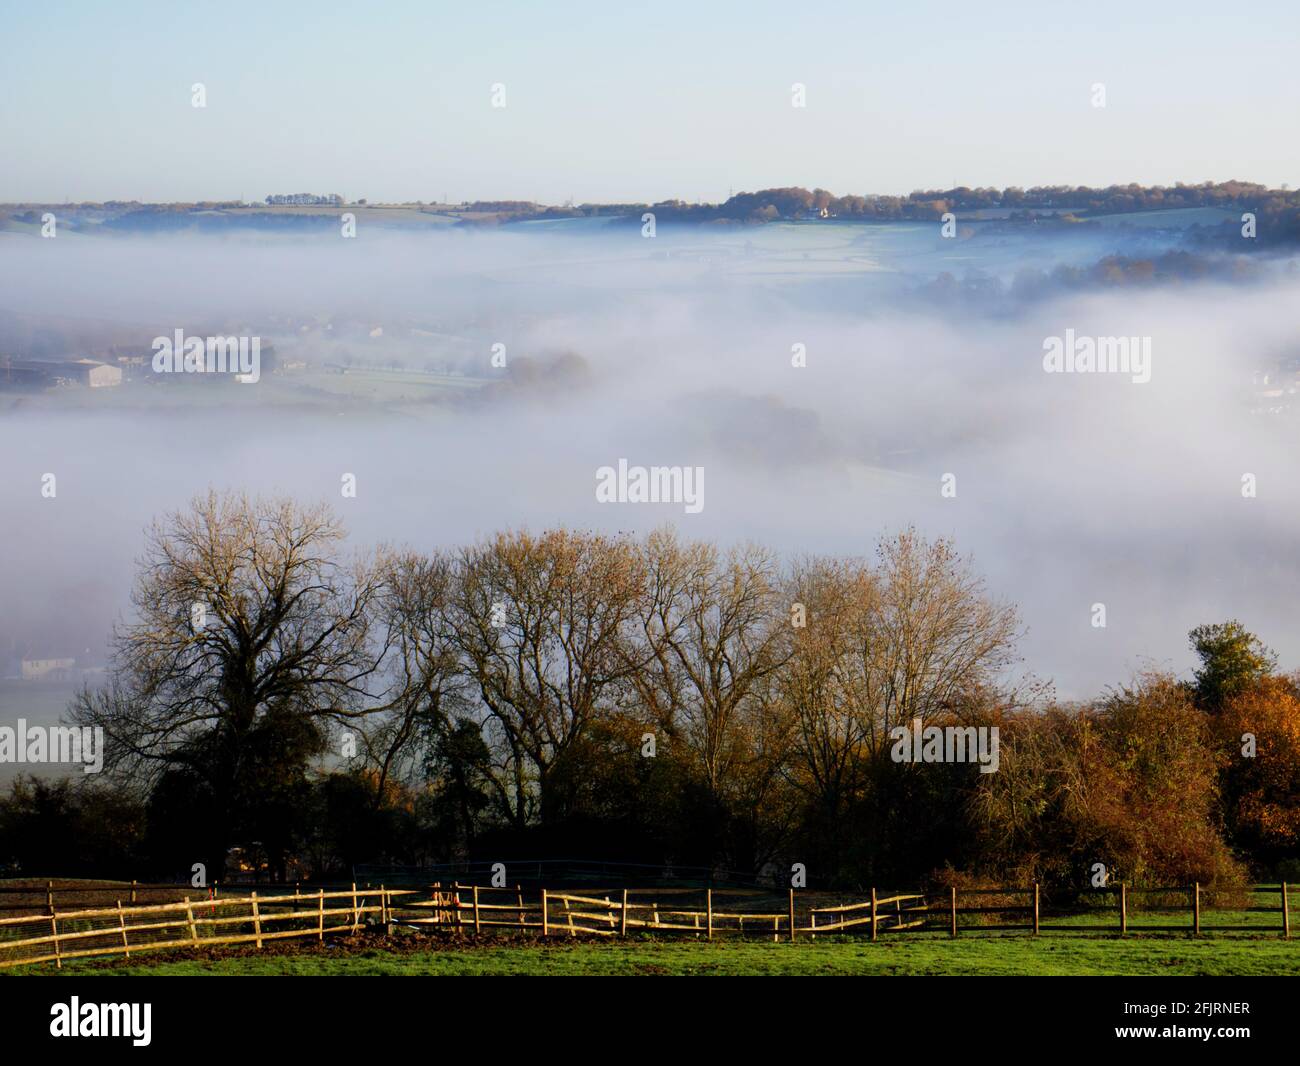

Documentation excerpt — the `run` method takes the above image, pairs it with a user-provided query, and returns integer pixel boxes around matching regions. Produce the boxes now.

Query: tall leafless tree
[70,491,390,871]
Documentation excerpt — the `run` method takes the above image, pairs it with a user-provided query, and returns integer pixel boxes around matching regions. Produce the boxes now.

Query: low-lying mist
[2,223,1298,749]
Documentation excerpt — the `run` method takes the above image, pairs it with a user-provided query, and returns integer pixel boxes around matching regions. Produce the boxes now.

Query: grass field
[4,884,1294,975]
[9,930,1298,977]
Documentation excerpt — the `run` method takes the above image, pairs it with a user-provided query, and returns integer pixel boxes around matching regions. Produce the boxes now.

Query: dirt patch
[70,928,598,970]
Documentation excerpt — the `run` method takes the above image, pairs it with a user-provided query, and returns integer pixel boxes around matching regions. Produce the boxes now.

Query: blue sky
[3,0,1297,202]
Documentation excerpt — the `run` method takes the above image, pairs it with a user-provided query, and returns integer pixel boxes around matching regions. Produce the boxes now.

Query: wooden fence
[421,887,928,940]
[0,883,416,970]
[2,881,1294,970]
[0,879,391,917]
[403,882,1297,942]
[934,882,1296,936]
[0,880,204,917]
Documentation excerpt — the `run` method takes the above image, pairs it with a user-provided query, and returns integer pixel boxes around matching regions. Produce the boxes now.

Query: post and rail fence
[0,880,1293,970]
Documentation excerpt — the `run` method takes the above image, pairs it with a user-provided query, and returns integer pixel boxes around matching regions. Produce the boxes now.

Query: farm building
[0,358,122,388]
[63,359,122,387]
[21,657,76,681]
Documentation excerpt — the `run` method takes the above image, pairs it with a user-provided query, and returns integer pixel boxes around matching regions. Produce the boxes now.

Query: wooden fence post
[350,882,361,933]
[472,885,481,935]
[1120,883,1128,935]
[621,888,628,938]
[251,891,263,949]
[706,889,713,941]
[788,889,796,942]
[870,887,877,942]
[541,889,549,937]
[1033,883,1040,935]
[185,896,198,946]
[117,900,131,958]
[950,886,957,937]
[318,889,324,941]
[130,879,138,905]
[46,881,54,916]
[517,885,525,932]
[1192,882,1201,936]
[453,883,462,937]
[381,885,390,937]
[50,913,61,969]
[1283,882,1291,940]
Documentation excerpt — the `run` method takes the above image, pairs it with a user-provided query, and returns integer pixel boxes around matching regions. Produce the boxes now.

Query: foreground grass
[17,932,1300,977]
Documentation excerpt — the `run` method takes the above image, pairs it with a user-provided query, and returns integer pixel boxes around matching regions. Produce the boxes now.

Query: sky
[3,0,1299,203]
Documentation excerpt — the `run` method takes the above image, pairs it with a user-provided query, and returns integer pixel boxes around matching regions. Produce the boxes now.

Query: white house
[21,657,76,681]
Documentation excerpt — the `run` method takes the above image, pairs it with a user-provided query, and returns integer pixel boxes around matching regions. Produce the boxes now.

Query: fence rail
[0,884,415,970]
[1,881,1294,970]
[0,879,381,917]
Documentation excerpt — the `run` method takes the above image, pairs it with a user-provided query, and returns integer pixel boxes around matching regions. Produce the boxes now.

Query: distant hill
[3,181,1298,243]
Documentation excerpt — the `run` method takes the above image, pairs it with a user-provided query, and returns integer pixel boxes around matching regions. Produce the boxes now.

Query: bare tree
[362,548,469,802]
[449,529,647,827]
[630,530,791,865]
[780,556,879,819]
[70,491,389,871]
[852,529,1022,753]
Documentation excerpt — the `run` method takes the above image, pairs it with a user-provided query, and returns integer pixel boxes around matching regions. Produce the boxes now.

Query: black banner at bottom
[0,975,1291,1054]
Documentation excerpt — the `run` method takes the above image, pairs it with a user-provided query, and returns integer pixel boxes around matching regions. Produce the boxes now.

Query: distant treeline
[2,493,1297,895]
[583,181,1300,244]
[437,181,1300,226]
[913,250,1285,310]
[7,182,1300,243]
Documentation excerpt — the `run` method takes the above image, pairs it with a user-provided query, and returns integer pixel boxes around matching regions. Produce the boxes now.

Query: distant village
[0,645,103,685]
[0,311,499,399]
[1251,352,1300,415]
[0,357,124,389]
[263,192,344,206]
[0,345,284,392]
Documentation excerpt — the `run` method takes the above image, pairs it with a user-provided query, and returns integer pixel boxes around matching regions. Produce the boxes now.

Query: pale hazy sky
[3,0,1298,203]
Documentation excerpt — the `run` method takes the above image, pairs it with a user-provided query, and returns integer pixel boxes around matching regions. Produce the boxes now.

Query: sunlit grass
[14,928,1299,977]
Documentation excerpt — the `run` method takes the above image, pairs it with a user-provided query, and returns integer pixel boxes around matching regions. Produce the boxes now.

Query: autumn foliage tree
[969,677,1245,894]
[32,492,1298,888]
[1213,676,1300,866]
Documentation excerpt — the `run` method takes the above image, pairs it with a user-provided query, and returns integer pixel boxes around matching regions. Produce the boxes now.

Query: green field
[9,931,1298,977]
[0,365,489,417]
[1080,206,1238,228]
